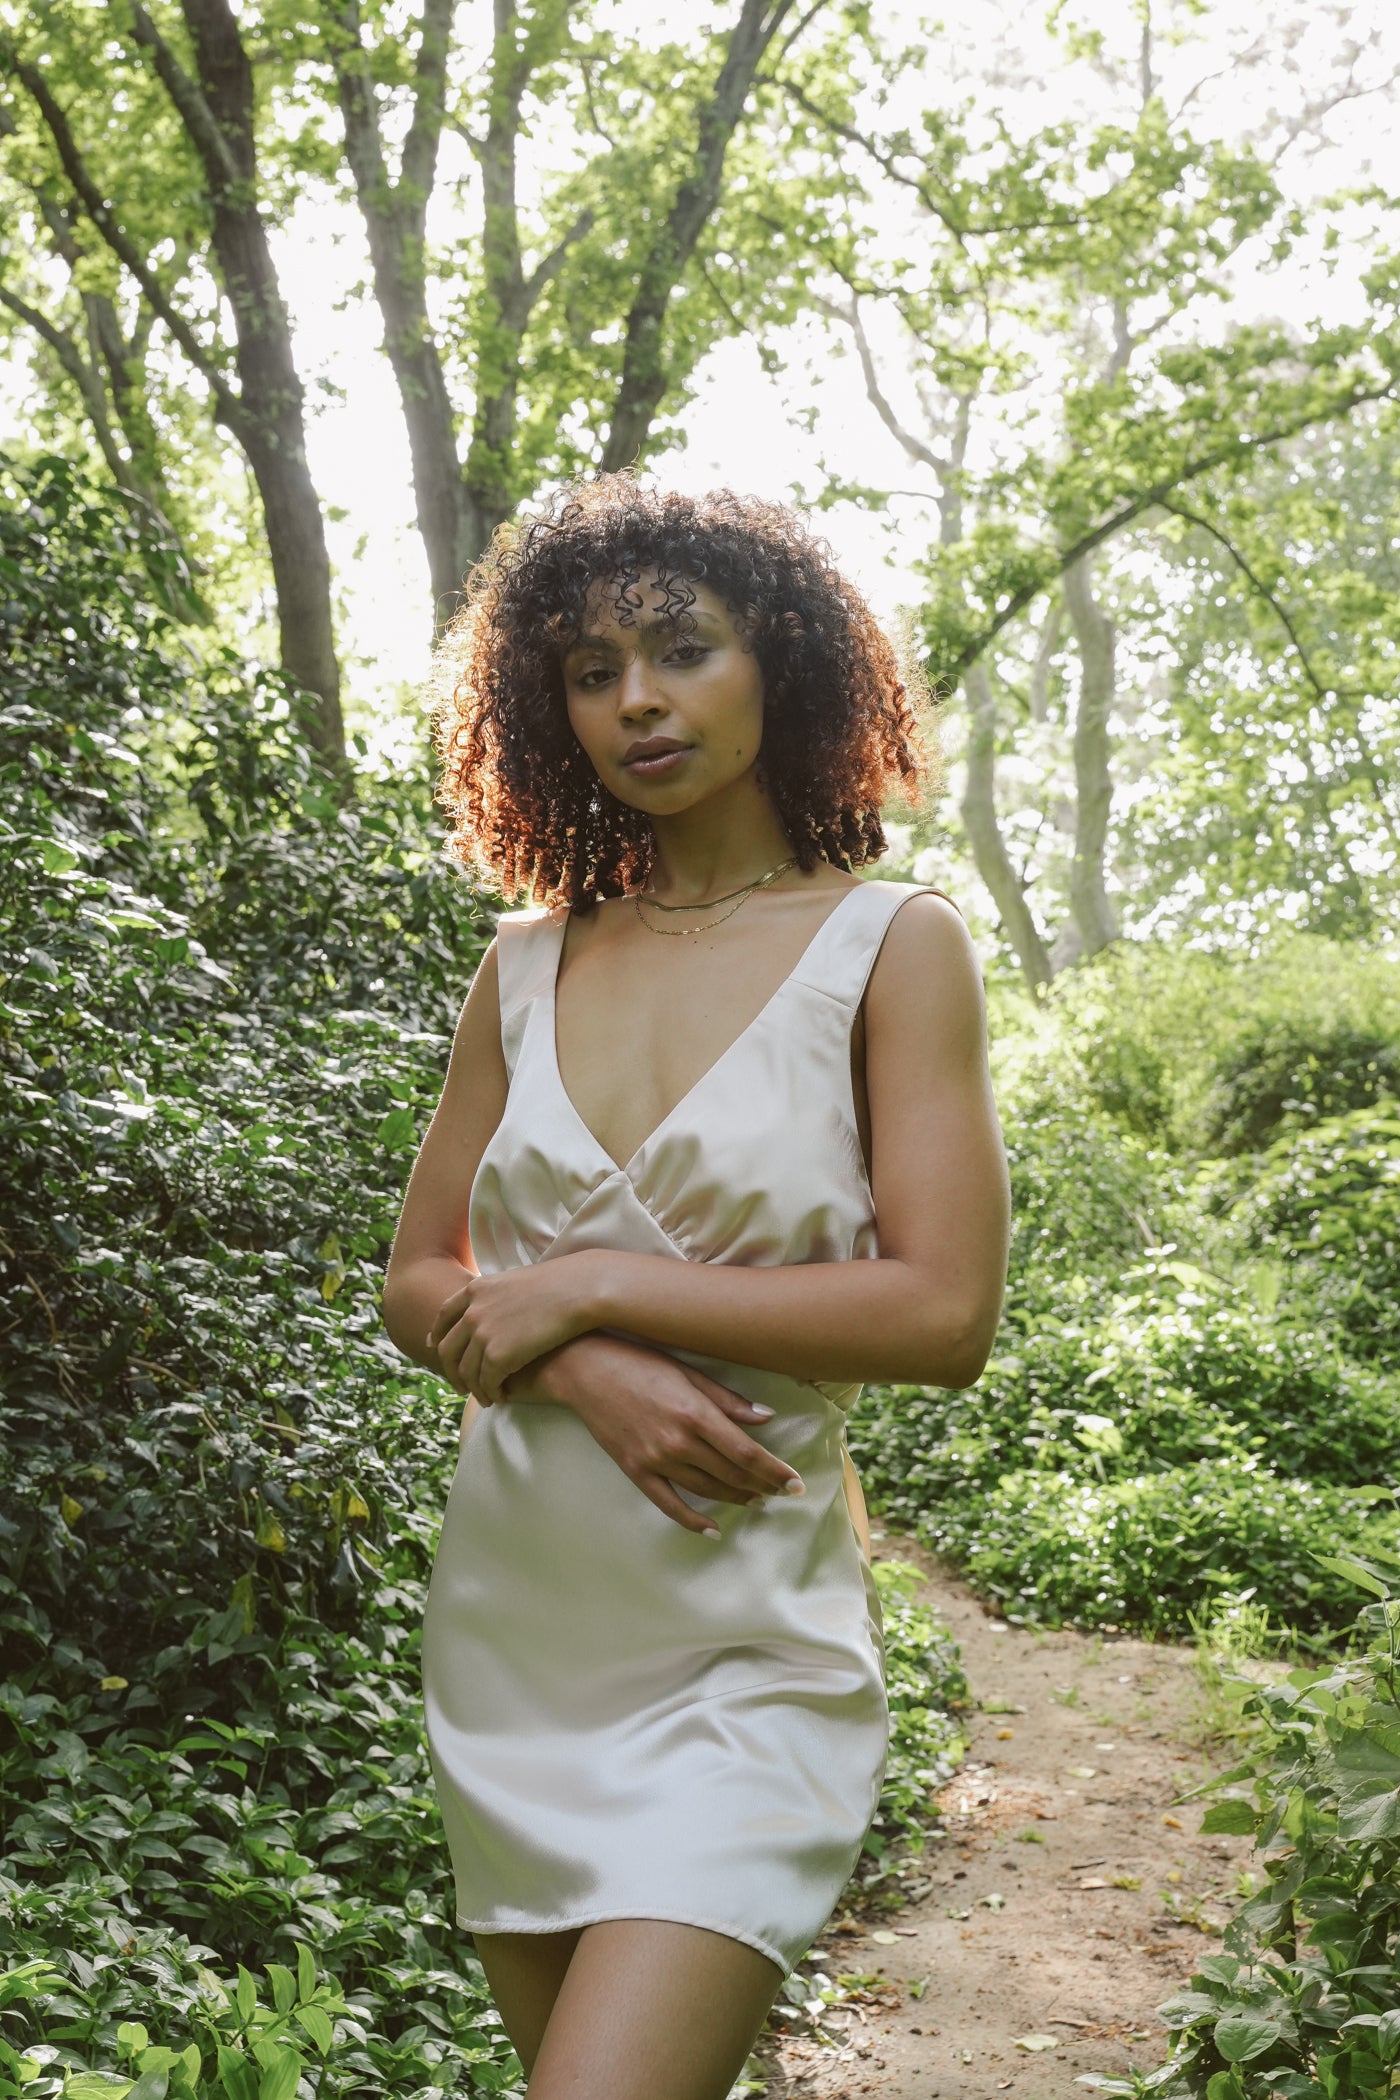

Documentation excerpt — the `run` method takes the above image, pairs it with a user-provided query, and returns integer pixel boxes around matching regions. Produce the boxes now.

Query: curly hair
[430,475,935,908]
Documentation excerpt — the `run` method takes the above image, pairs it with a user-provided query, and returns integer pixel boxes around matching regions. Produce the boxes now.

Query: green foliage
[1085,1560,1400,2100]
[859,1560,970,1878]
[0,454,517,2087]
[850,939,1400,1640]
[0,456,970,2088]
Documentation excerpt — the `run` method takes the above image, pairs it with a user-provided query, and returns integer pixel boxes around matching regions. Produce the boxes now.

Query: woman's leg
[524,1918,785,2100]
[471,1928,583,2077]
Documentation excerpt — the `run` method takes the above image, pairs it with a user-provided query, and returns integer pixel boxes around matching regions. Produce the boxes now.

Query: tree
[1,4,346,762]
[323,0,824,621]
[782,1,1400,985]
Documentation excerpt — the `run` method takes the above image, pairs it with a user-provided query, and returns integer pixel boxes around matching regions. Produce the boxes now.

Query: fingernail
[703,1525,722,1539]
[749,1403,775,1419]
[782,1478,806,1497]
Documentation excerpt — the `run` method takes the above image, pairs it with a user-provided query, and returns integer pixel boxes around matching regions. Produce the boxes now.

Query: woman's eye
[666,642,707,665]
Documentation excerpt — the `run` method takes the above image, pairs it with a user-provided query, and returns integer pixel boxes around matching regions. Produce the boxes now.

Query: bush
[1211,1107,1400,1364]
[1092,1551,1400,2100]
[1,453,972,2091]
[1201,1022,1400,1156]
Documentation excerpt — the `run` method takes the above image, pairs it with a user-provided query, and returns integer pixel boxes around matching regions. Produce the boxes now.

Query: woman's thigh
[471,1927,583,2076]
[524,1917,785,2100]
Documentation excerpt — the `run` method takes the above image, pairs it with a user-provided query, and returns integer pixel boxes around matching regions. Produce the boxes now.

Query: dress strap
[494,906,567,1079]
[790,880,957,1013]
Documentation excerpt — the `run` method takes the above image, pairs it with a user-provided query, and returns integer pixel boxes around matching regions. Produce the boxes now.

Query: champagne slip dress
[422,879,935,1978]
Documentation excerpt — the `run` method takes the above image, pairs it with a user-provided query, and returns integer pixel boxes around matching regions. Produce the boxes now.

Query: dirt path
[762,1535,1254,2100]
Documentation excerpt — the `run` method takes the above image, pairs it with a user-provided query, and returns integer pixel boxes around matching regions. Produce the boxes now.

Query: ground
[756,1533,1255,2100]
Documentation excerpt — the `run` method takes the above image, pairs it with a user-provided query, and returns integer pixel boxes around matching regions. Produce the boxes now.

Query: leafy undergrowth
[1084,1555,1400,2100]
[0,458,971,2094]
[849,958,1400,1640]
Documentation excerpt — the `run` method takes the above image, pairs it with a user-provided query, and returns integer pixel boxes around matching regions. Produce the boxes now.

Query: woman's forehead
[577,566,727,635]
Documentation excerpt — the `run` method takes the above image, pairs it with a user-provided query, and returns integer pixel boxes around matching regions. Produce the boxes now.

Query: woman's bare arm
[382,938,799,1529]
[433,897,1010,1397]
[381,942,507,1372]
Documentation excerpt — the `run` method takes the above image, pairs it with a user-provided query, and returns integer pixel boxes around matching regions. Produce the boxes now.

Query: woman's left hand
[427,1254,603,1402]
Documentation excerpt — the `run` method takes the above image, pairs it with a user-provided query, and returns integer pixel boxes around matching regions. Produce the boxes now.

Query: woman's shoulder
[863,882,977,996]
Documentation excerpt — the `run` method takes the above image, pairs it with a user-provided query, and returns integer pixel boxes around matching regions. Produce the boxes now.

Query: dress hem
[456,1905,794,1979]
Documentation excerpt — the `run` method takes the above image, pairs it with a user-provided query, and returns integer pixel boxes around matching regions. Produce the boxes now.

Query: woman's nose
[616,657,664,720]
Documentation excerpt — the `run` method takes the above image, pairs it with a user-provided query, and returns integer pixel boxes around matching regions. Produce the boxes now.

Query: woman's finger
[698,1419,803,1497]
[428,1281,475,1349]
[663,1463,761,1507]
[636,1472,722,1538]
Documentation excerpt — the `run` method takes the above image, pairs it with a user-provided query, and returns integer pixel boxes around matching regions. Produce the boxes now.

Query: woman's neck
[644,775,794,905]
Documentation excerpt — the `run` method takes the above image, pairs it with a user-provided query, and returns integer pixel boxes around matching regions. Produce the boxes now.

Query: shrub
[1091,1551,1400,2100]
[1,452,972,2093]
[1201,1022,1400,1156]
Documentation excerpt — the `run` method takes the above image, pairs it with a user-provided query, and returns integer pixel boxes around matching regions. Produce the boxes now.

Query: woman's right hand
[530,1332,804,1537]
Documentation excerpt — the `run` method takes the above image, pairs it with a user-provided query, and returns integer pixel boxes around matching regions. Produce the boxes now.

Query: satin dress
[422,880,933,1977]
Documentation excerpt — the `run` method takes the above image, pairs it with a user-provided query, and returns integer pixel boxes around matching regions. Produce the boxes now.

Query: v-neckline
[547,885,865,1177]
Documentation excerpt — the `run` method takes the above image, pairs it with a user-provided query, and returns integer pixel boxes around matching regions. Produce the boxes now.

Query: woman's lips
[622,746,692,777]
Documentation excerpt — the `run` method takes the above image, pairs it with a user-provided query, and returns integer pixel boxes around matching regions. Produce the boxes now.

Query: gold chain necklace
[632,855,798,938]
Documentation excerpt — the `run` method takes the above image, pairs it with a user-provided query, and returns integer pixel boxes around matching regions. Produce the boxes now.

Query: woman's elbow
[914,1299,1000,1390]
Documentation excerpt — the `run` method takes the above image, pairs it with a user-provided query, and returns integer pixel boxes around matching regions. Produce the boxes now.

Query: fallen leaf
[1077,1877,1110,1889]
[869,1930,899,1944]
[1015,2034,1060,2052]
[981,1892,1007,1910]
[893,1927,919,1937]
[1068,1765,1098,1779]
[1162,1814,1184,1830]
[1113,1874,1143,1890]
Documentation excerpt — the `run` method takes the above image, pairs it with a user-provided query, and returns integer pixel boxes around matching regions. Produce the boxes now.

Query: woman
[383,478,1009,2100]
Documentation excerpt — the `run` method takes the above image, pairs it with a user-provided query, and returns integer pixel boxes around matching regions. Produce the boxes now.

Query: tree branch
[128,2,241,192]
[521,204,595,311]
[1160,496,1400,854]
[4,51,245,434]
[815,290,947,474]
[943,375,1400,680]
[400,0,455,200]
[600,0,802,473]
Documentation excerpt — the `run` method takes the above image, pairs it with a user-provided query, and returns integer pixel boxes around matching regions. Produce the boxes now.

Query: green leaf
[117,2027,150,2059]
[1310,1554,1391,1600]
[215,2048,257,2100]
[256,2046,303,2100]
[234,1967,257,2025]
[376,1106,417,1151]
[293,2005,333,2055]
[295,1944,315,2006]
[122,2074,170,2100]
[1215,2013,1282,2064]
[1201,1799,1258,1835]
[265,1964,295,2015]
[38,838,80,875]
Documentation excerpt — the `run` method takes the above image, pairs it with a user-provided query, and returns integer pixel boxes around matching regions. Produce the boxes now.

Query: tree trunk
[1061,552,1119,959]
[599,0,796,473]
[960,662,1054,992]
[170,0,345,762]
[333,0,465,618]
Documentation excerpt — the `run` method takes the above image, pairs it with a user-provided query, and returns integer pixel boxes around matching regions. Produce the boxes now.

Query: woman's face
[561,573,764,815]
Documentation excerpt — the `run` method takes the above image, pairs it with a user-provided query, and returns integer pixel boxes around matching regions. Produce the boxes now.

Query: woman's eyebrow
[566,610,725,657]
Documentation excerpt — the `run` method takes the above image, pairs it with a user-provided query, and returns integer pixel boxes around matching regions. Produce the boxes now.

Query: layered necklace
[632,855,798,937]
